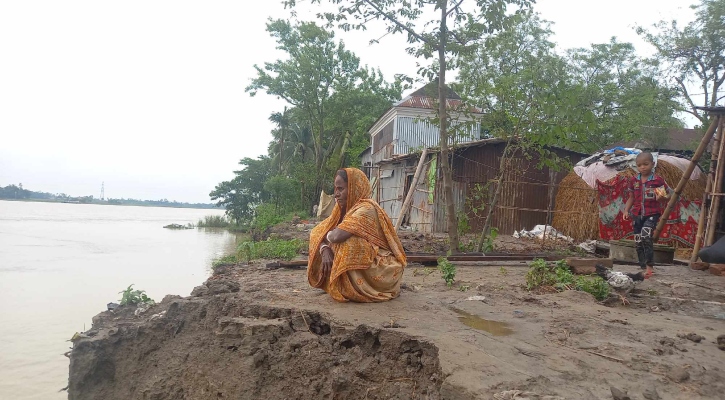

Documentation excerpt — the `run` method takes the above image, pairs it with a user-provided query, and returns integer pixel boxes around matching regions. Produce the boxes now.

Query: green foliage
[263,175,300,213]
[237,239,307,261]
[118,284,154,306]
[637,0,725,126]
[458,11,681,154]
[209,156,273,224]
[525,259,609,300]
[574,275,610,301]
[480,227,498,253]
[197,215,230,228]
[251,203,286,234]
[437,257,456,287]
[458,285,470,292]
[238,242,255,264]
[212,254,239,269]
[499,266,508,276]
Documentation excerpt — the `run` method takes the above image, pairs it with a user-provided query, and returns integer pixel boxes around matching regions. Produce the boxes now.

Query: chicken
[595,264,645,305]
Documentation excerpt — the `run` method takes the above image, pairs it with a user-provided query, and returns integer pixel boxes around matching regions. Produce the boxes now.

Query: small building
[371,139,587,235]
[367,81,484,166]
[365,82,587,235]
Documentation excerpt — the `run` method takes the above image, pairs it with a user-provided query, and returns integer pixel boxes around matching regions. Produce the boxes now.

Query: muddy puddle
[452,308,513,336]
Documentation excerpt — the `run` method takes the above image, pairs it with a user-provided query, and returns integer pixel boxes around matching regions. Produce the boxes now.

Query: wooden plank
[395,148,428,231]
[266,253,565,268]
[565,257,612,275]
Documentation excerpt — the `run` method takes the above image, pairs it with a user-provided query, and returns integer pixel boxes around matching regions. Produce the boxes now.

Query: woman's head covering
[341,168,371,213]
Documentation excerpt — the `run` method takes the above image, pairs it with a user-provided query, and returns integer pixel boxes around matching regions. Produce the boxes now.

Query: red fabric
[597,176,699,246]
[627,174,669,217]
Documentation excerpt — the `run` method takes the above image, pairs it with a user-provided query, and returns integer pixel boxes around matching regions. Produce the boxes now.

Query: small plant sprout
[499,266,508,276]
[118,284,154,306]
[458,284,470,292]
[437,257,456,287]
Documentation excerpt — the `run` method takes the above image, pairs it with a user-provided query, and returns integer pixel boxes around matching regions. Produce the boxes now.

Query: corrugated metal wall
[378,162,406,226]
[394,116,481,155]
[375,155,435,232]
[373,120,394,153]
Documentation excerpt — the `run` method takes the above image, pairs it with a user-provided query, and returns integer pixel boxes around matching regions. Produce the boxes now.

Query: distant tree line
[0,184,216,209]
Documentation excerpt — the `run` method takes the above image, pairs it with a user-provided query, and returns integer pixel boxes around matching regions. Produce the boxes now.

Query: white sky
[0,0,696,203]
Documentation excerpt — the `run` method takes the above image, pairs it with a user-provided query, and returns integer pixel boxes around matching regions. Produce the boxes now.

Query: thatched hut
[552,154,707,246]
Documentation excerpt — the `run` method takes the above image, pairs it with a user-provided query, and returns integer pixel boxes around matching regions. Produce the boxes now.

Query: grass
[197,215,231,228]
[212,254,239,270]
[525,258,610,301]
[237,238,307,262]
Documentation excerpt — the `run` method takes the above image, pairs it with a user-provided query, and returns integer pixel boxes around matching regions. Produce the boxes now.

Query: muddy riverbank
[68,255,725,399]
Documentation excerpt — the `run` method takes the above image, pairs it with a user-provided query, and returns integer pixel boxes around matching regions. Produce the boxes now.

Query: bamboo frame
[654,116,720,240]
[705,117,725,246]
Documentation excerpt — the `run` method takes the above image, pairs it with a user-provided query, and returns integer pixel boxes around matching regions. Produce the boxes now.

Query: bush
[525,258,610,301]
[197,215,230,228]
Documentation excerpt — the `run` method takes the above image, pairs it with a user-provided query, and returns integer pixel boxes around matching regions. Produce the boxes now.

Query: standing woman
[308,168,407,302]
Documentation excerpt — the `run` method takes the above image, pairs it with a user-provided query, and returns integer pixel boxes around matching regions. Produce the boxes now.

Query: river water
[0,201,239,399]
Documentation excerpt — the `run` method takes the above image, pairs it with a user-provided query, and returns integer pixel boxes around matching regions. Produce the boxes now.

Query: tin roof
[393,81,482,113]
[376,137,588,164]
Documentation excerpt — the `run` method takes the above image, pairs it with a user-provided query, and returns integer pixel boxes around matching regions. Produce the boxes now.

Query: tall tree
[286,0,532,253]
[246,19,363,197]
[567,38,682,149]
[458,10,586,250]
[637,0,725,125]
[268,107,293,174]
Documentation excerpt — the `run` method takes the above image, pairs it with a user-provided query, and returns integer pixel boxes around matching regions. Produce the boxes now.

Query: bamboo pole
[395,148,428,231]
[653,117,719,240]
[705,117,725,246]
[690,174,713,264]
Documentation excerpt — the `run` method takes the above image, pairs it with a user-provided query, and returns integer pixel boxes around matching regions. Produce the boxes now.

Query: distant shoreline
[0,198,221,211]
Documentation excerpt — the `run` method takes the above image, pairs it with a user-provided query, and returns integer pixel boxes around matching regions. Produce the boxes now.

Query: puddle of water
[452,308,513,336]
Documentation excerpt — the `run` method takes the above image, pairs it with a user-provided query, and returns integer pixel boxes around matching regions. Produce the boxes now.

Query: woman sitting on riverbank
[308,168,407,302]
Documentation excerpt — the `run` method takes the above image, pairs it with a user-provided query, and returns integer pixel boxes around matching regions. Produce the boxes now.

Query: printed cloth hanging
[596,175,700,246]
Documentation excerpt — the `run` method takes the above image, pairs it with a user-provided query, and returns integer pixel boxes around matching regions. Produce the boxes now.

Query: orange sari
[308,168,407,302]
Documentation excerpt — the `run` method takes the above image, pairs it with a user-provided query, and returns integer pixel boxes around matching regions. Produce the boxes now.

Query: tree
[209,157,273,224]
[637,0,725,125]
[567,38,682,149]
[458,10,584,251]
[246,19,363,197]
[268,107,293,174]
[286,0,533,253]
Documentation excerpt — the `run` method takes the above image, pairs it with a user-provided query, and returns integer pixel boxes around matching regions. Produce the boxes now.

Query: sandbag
[317,191,335,219]
[698,235,725,264]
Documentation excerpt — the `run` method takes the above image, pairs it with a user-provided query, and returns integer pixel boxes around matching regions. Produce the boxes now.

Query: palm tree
[268,107,291,174]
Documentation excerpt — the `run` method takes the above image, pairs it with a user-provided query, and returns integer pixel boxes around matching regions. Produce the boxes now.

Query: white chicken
[595,264,645,305]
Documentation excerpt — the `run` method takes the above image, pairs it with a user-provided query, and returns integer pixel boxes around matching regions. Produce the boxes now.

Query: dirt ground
[68,230,725,400]
[210,260,725,399]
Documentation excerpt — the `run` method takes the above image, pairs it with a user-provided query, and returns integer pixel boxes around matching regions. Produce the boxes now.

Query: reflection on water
[0,201,237,400]
[451,308,513,336]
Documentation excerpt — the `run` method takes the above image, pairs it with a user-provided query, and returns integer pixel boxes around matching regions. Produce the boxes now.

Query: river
[0,200,240,399]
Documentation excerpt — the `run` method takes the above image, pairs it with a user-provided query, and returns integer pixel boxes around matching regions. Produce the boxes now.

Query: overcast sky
[0,1,696,203]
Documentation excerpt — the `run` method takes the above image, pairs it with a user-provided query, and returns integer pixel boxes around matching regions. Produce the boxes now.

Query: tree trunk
[477,141,513,252]
[438,1,459,253]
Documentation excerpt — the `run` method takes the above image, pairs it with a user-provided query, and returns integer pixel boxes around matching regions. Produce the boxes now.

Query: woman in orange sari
[308,168,407,302]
